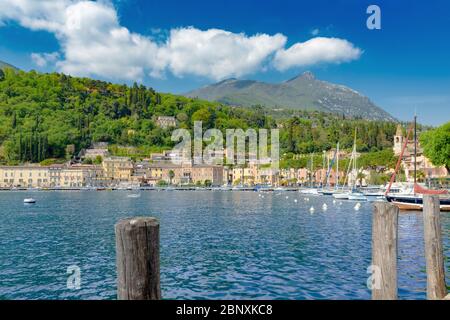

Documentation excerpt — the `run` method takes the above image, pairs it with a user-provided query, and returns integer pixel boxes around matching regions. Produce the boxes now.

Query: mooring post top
[373,201,398,213]
[115,217,159,229]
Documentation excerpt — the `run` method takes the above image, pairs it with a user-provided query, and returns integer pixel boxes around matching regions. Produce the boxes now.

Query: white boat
[333,192,349,200]
[300,188,319,195]
[347,191,368,201]
[23,198,36,204]
[384,117,450,211]
[127,193,141,198]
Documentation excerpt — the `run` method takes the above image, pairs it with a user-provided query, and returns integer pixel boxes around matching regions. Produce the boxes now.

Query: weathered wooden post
[372,202,399,300]
[423,195,447,300]
[115,217,161,300]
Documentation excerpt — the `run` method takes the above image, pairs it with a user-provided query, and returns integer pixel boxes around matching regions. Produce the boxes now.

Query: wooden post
[115,217,161,300]
[423,195,447,300]
[372,202,399,300]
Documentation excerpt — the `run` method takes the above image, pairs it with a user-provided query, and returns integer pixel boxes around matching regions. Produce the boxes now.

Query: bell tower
[393,124,404,156]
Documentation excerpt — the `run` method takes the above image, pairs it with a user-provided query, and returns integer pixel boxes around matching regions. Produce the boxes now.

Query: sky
[0,0,449,125]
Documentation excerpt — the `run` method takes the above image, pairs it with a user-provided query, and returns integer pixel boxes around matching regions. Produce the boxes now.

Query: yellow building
[49,164,105,187]
[134,162,224,186]
[0,165,50,188]
[102,157,134,183]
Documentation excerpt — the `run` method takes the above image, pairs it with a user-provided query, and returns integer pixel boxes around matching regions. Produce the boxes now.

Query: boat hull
[386,195,450,211]
[333,193,349,200]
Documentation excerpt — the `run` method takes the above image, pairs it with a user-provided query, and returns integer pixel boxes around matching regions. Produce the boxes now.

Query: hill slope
[0,69,398,164]
[0,60,19,71]
[185,71,395,121]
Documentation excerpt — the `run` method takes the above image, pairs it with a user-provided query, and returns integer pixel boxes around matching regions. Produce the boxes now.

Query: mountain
[185,71,396,121]
[0,60,19,71]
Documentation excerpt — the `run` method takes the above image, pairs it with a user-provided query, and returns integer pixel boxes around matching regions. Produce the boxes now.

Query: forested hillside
[0,68,399,164]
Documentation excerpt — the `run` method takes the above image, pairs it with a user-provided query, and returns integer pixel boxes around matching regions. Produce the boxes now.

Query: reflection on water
[0,191,448,300]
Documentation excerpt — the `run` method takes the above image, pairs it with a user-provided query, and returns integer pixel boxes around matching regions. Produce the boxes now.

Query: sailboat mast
[353,128,357,189]
[311,153,314,188]
[414,115,417,186]
[336,142,339,189]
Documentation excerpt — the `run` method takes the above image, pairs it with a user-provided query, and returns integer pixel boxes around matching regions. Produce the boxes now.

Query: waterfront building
[0,165,50,188]
[102,157,134,183]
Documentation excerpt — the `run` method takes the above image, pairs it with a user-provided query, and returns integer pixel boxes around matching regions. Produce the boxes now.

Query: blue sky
[0,0,449,125]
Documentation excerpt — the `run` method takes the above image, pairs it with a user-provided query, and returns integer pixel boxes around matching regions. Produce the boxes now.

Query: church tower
[393,124,404,156]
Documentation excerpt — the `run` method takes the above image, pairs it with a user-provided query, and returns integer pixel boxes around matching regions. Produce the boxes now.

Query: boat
[23,198,36,204]
[300,188,319,195]
[332,130,367,201]
[333,191,349,200]
[348,191,368,201]
[386,193,450,211]
[321,142,340,196]
[127,193,141,198]
[384,116,450,211]
[360,186,385,197]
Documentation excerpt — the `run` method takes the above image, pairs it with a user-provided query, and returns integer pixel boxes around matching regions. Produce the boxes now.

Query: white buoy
[294,199,298,203]
[309,206,315,213]
[332,199,336,204]
[322,203,328,211]
[286,196,289,199]
[261,195,265,198]
[354,202,361,211]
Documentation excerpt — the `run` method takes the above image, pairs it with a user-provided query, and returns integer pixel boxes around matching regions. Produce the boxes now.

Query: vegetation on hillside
[420,121,450,170]
[0,69,400,166]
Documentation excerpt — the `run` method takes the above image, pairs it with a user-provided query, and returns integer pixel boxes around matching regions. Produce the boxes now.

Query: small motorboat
[333,192,349,200]
[127,193,141,198]
[348,191,368,201]
[23,198,36,204]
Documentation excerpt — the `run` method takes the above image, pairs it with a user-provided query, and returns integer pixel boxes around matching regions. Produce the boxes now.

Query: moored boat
[333,191,349,200]
[347,191,368,201]
[386,193,450,211]
[384,116,449,211]
[23,198,36,204]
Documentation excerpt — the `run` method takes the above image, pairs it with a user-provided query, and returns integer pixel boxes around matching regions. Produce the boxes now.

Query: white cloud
[31,52,60,67]
[158,27,286,79]
[0,1,362,81]
[273,37,362,71]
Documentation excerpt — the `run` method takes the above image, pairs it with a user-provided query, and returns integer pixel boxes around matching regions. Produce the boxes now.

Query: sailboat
[322,143,339,196]
[300,153,319,195]
[333,129,367,201]
[385,116,450,211]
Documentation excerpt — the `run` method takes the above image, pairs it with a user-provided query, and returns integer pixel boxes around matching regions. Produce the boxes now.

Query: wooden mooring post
[372,202,399,300]
[115,217,161,300]
[372,196,448,300]
[423,195,448,300]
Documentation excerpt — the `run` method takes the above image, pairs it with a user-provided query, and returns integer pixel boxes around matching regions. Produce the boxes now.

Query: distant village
[0,118,448,189]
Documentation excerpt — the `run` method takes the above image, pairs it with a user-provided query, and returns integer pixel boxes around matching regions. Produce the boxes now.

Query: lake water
[0,191,448,300]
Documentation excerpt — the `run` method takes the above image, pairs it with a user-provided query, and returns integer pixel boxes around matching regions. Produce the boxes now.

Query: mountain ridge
[185,72,396,121]
[0,60,19,71]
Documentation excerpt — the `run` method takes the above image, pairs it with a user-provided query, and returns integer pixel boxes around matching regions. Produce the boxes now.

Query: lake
[0,190,448,300]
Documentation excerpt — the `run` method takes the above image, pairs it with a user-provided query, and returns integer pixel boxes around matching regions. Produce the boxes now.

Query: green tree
[168,170,175,185]
[420,122,450,170]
